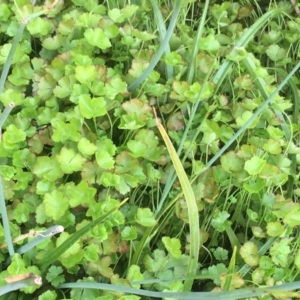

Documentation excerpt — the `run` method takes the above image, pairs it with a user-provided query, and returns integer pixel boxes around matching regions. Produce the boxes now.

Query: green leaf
[266,44,287,61]
[46,266,65,287]
[132,29,157,41]
[38,290,57,300]
[162,237,182,259]
[76,12,102,27]
[211,211,231,232]
[62,181,96,208]
[42,35,64,50]
[213,247,228,261]
[53,75,76,98]
[51,119,81,142]
[70,84,90,104]
[127,140,147,157]
[84,244,100,262]
[144,249,167,273]
[121,226,137,241]
[243,177,265,193]
[44,190,69,220]
[267,126,285,140]
[36,180,55,195]
[75,65,97,85]
[3,124,26,144]
[127,265,143,289]
[108,8,125,23]
[95,152,115,169]
[226,47,248,62]
[259,256,274,269]
[263,139,282,154]
[236,111,258,128]
[246,208,258,221]
[12,203,31,223]
[26,17,53,36]
[270,239,291,267]
[78,95,107,119]
[116,173,140,194]
[56,147,86,174]
[221,151,244,173]
[244,156,266,175]
[266,222,284,237]
[99,172,120,187]
[0,165,15,180]
[136,208,157,227]
[78,138,98,156]
[121,5,139,18]
[170,81,190,101]
[0,3,12,21]
[203,263,228,285]
[283,206,300,228]
[104,77,127,99]
[240,242,259,266]
[0,89,24,106]
[199,34,220,53]
[84,28,111,49]
[33,156,64,181]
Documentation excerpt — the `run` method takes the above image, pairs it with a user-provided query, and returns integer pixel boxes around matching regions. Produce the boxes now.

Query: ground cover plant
[1,0,300,299]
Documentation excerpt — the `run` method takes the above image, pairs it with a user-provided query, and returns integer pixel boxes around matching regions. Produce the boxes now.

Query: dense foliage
[1,0,300,299]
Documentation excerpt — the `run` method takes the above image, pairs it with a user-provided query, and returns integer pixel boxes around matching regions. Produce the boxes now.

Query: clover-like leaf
[84,28,111,49]
[75,65,97,85]
[33,156,64,181]
[221,151,244,173]
[78,138,98,156]
[270,239,291,267]
[56,147,86,174]
[211,211,231,232]
[44,190,69,220]
[244,156,266,175]
[78,95,107,119]
[199,34,220,53]
[240,241,259,266]
[266,222,284,237]
[121,226,137,241]
[136,208,157,227]
[162,237,182,259]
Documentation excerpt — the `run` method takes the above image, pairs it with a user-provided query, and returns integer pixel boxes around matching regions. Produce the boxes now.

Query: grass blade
[149,0,173,80]
[59,281,300,299]
[37,199,127,271]
[212,8,282,93]
[153,108,199,291]
[0,176,14,256]
[205,60,300,170]
[128,0,183,92]
[0,274,42,296]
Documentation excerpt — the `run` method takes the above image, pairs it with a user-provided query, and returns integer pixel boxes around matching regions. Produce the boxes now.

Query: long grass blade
[37,199,127,271]
[153,108,199,291]
[212,8,282,93]
[186,0,210,83]
[127,0,183,91]
[0,176,14,256]
[0,274,42,296]
[149,0,173,80]
[205,60,300,170]
[59,281,300,299]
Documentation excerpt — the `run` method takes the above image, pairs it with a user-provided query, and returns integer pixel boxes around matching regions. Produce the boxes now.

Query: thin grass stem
[128,0,183,92]
[0,176,14,256]
[0,102,15,128]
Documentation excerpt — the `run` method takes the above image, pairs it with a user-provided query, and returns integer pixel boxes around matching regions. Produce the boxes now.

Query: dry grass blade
[153,107,199,291]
